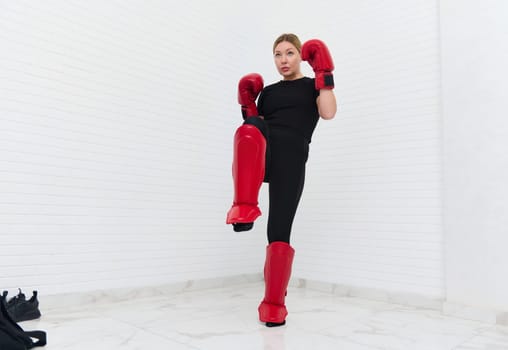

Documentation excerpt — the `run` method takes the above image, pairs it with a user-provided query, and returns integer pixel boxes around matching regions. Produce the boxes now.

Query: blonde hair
[272,33,302,53]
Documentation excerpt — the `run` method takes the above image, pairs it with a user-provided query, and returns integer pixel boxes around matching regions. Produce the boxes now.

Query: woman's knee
[243,116,269,140]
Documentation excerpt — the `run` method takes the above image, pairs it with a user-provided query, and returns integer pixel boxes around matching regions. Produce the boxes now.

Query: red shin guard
[258,242,295,324]
[226,124,266,224]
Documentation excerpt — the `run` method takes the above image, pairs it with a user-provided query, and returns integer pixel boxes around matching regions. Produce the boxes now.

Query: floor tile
[19,282,508,350]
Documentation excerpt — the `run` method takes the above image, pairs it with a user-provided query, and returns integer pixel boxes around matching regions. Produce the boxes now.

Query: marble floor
[21,282,508,350]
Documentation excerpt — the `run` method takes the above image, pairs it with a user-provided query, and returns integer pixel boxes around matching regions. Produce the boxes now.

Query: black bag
[0,295,46,349]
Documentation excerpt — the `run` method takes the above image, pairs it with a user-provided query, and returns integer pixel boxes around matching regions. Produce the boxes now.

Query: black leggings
[244,118,309,244]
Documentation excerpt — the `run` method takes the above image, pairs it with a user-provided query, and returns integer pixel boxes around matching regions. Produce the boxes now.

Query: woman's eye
[287,51,294,56]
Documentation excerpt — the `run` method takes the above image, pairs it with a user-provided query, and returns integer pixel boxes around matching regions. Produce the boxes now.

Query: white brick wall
[284,0,444,298]
[0,0,270,295]
[1,0,444,299]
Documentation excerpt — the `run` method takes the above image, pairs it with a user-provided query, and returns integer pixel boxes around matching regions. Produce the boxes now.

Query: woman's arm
[317,89,337,120]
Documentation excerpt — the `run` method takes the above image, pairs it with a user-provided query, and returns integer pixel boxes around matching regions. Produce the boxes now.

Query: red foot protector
[258,242,295,324]
[226,124,266,224]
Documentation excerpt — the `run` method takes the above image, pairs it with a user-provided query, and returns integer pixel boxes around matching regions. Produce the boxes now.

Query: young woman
[227,33,337,327]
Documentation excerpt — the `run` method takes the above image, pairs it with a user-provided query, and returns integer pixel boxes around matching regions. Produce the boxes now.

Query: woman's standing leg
[267,129,308,243]
[258,129,308,326]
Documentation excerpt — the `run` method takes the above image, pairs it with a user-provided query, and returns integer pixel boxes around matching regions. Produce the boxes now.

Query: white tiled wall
[1,0,444,299]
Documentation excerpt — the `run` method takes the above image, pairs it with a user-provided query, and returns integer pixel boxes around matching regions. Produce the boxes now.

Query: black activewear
[256,77,319,243]
[258,77,319,143]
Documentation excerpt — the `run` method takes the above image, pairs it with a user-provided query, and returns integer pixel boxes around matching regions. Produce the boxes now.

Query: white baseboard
[443,301,508,326]
[40,273,263,311]
[38,274,508,326]
[291,278,443,310]
[292,278,508,326]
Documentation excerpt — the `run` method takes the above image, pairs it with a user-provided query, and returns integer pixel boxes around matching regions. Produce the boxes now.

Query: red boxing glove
[301,39,334,90]
[238,73,264,119]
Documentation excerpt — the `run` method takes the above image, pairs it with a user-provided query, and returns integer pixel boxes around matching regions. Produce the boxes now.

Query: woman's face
[273,41,302,80]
